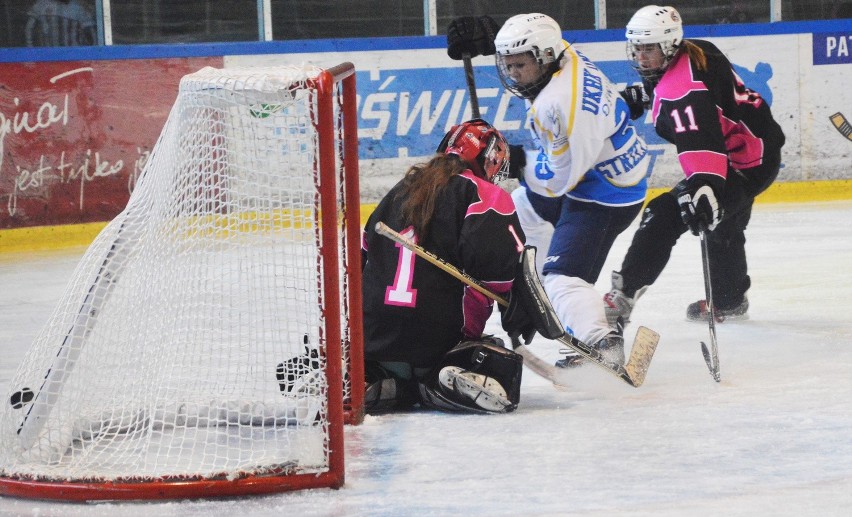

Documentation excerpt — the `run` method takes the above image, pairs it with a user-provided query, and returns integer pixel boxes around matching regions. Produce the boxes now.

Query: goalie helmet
[625,5,684,83]
[436,119,510,183]
[494,13,565,100]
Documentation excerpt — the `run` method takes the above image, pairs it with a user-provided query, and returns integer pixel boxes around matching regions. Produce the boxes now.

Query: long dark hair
[395,154,468,238]
[681,40,708,72]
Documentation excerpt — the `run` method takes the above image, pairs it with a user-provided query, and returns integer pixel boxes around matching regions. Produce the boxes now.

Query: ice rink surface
[0,201,850,516]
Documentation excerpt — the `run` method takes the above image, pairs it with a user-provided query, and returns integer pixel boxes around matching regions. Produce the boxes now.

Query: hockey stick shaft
[699,231,721,382]
[462,53,481,119]
[16,219,137,448]
[374,223,565,385]
[375,222,659,387]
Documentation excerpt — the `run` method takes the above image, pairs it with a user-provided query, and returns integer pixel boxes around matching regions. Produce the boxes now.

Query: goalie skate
[438,366,511,413]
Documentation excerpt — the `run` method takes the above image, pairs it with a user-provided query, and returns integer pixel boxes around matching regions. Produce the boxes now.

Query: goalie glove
[276,344,321,394]
[676,176,724,235]
[620,85,648,120]
[500,290,537,344]
[447,15,499,60]
[500,246,565,345]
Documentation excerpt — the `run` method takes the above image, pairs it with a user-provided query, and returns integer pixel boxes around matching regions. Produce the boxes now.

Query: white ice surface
[0,201,850,516]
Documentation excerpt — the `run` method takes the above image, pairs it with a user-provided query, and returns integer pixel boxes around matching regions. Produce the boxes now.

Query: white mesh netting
[0,65,354,487]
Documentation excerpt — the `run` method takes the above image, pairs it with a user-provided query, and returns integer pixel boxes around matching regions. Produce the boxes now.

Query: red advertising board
[0,57,221,229]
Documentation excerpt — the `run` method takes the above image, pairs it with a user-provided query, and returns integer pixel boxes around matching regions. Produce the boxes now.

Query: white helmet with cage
[625,5,684,82]
[494,13,565,100]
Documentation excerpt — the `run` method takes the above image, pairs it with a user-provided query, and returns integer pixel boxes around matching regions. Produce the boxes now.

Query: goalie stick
[375,222,660,388]
[12,217,141,449]
[699,231,721,382]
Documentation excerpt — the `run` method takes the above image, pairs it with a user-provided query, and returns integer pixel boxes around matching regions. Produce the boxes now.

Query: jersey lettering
[671,106,699,133]
[581,69,603,114]
[610,96,634,149]
[534,148,555,180]
[384,226,418,307]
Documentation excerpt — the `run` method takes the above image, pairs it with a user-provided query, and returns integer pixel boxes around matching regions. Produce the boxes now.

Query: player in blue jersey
[487,13,652,368]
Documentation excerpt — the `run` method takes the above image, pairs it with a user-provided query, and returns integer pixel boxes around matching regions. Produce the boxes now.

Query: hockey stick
[830,112,852,141]
[375,222,660,388]
[461,53,481,119]
[13,218,139,449]
[699,231,721,382]
[447,15,497,120]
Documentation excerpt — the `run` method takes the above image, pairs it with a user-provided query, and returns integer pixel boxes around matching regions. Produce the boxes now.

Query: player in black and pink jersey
[605,5,785,325]
[359,119,535,414]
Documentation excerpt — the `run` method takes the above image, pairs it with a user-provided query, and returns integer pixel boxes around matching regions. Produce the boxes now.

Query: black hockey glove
[620,85,648,120]
[447,15,499,60]
[499,246,565,345]
[676,176,724,235]
[276,346,320,393]
[508,144,526,180]
[499,290,537,345]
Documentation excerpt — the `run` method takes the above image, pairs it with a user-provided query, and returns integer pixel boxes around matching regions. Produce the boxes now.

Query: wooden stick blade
[623,326,660,387]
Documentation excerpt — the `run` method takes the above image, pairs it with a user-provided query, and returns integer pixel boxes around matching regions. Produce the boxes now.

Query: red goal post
[0,63,363,501]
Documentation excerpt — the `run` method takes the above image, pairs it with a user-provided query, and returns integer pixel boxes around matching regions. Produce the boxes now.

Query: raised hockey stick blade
[829,112,852,141]
[374,222,660,388]
[699,231,721,382]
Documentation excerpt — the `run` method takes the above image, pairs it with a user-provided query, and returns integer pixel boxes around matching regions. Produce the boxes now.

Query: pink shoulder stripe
[651,51,708,123]
[460,171,516,217]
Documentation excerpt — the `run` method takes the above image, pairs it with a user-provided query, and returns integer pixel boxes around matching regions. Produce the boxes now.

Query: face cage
[496,53,554,101]
[626,41,678,84]
[479,131,510,183]
[491,156,511,184]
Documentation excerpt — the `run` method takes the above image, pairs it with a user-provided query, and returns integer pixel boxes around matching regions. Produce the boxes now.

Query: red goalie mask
[437,119,510,182]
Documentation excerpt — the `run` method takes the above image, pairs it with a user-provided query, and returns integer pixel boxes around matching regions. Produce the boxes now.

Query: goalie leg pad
[363,361,419,415]
[438,366,511,412]
[420,339,523,413]
[365,378,419,414]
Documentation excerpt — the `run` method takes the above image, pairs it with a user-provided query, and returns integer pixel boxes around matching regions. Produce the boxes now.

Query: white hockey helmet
[494,13,565,99]
[625,5,684,81]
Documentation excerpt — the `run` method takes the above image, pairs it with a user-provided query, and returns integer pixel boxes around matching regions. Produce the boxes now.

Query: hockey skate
[438,366,512,413]
[555,334,625,369]
[687,296,749,322]
[603,271,648,326]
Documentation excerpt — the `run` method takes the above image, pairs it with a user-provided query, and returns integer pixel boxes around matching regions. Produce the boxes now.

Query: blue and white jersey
[521,45,650,206]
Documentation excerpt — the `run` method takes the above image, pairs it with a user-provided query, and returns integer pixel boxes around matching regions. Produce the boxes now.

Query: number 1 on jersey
[384,226,418,307]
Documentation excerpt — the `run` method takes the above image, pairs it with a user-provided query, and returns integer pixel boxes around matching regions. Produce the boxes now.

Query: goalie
[357,120,552,414]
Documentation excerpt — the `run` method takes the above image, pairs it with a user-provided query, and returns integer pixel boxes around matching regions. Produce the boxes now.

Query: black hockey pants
[617,151,781,309]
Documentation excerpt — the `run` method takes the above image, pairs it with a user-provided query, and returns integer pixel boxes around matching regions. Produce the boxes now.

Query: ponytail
[395,154,467,238]
[680,40,708,72]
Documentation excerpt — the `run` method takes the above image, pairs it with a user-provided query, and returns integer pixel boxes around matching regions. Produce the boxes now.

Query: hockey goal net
[0,63,363,500]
